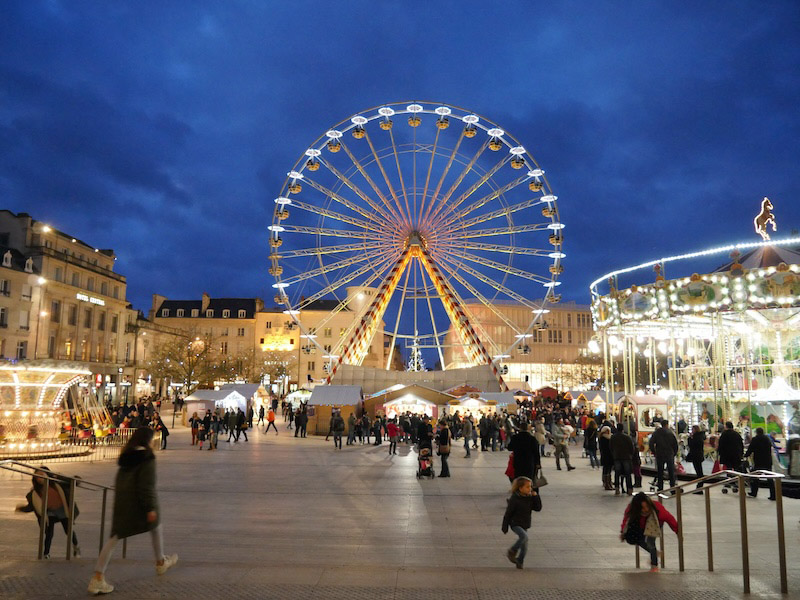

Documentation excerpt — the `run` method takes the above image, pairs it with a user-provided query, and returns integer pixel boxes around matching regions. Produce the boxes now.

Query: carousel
[589,200,800,461]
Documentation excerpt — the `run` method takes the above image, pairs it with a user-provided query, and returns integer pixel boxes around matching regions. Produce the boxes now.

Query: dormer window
[207,309,214,318]
[176,309,184,317]
[238,310,246,318]
[222,309,230,318]
[161,308,170,317]
[2,251,11,268]
[191,309,199,317]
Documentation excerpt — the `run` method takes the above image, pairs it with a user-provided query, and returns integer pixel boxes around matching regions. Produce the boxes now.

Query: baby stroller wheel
[722,487,728,494]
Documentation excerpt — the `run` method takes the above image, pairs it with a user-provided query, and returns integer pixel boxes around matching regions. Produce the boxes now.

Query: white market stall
[184,389,247,417]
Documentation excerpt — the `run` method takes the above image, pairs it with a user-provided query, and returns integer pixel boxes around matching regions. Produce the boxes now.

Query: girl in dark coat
[686,425,706,490]
[599,426,614,490]
[583,420,599,468]
[502,476,541,569]
[88,427,177,595]
[437,421,452,477]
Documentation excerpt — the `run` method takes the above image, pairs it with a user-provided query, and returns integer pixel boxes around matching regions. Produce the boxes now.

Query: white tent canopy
[309,385,363,406]
[185,389,247,414]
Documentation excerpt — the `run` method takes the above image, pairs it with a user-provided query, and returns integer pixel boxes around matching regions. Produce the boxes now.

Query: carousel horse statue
[754,196,776,241]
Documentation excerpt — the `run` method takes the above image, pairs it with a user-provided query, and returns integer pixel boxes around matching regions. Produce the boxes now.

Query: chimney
[201,292,210,313]
[150,294,167,320]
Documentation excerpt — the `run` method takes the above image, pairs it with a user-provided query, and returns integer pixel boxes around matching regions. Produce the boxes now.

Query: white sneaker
[87,577,114,595]
[73,545,81,558]
[156,553,178,575]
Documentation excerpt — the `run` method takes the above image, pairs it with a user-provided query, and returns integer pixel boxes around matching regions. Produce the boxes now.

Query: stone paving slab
[1,425,798,599]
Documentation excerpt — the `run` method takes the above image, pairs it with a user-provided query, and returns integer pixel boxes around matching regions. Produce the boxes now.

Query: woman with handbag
[620,492,678,572]
[501,476,541,569]
[687,425,706,491]
[437,420,451,477]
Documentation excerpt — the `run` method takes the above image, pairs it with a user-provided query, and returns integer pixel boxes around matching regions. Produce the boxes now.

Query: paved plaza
[1,423,799,599]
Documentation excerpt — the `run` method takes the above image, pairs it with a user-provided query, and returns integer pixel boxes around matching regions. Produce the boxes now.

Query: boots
[634,474,642,489]
[603,473,614,491]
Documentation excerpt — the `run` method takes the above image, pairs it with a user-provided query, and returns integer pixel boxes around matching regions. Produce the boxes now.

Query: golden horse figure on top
[754,196,776,241]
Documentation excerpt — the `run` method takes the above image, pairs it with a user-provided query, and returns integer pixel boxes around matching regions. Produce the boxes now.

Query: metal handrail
[1,459,128,561]
[631,468,787,595]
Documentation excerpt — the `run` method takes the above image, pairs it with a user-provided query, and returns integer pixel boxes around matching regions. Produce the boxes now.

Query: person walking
[247,406,254,430]
[152,415,169,450]
[437,420,452,477]
[188,412,200,446]
[15,467,80,559]
[599,425,614,491]
[227,410,238,442]
[610,424,636,495]
[462,415,473,457]
[87,427,177,595]
[584,420,599,469]
[478,415,490,451]
[620,492,678,572]
[746,427,776,500]
[650,421,679,491]
[264,408,278,435]
[387,418,400,455]
[508,422,540,479]
[718,421,744,472]
[325,413,335,441]
[331,411,345,450]
[534,418,548,457]
[257,405,265,427]
[502,476,542,569]
[236,408,249,442]
[208,413,220,450]
[686,425,706,491]
[551,418,575,471]
[346,412,356,445]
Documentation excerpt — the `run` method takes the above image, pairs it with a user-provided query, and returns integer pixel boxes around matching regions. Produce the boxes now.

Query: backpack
[624,521,645,545]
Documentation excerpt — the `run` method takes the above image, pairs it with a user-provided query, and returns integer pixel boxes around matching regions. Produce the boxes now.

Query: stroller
[417,446,435,479]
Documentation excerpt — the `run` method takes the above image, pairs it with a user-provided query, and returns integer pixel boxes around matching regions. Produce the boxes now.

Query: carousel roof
[750,377,800,403]
[714,244,800,272]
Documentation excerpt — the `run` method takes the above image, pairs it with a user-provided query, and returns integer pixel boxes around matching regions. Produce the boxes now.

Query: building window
[84,308,92,328]
[307,361,315,372]
[124,342,130,363]
[567,314,572,327]
[16,341,27,360]
[237,328,245,337]
[113,286,119,299]
[101,281,108,296]
[0,307,7,327]
[265,321,272,330]
[19,310,30,330]
[324,327,332,338]
[220,342,228,354]
[206,309,214,318]
[111,315,118,333]
[324,344,332,353]
[290,338,295,345]
[238,310,246,318]
[51,300,61,323]
[87,277,95,291]
[339,328,346,337]
[568,331,572,344]
[0,279,9,296]
[54,267,63,282]
[161,308,170,317]
[68,305,77,326]
[173,308,183,317]
[1,251,10,267]
[220,328,228,336]
[222,309,230,318]
[21,284,32,300]
[47,335,56,358]
[65,340,73,359]
[72,272,80,287]
[191,308,199,317]
[98,312,106,331]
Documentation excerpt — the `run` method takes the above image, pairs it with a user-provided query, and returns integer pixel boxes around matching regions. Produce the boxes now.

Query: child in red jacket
[620,492,679,572]
[387,419,400,455]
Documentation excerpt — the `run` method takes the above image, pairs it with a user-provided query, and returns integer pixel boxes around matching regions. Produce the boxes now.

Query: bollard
[704,486,713,572]
[66,479,76,560]
[37,477,49,560]
[99,488,108,554]
[676,487,684,572]
[774,478,787,594]
[738,474,750,594]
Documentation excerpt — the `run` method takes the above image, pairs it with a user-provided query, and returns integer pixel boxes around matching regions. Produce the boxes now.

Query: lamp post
[33,277,47,359]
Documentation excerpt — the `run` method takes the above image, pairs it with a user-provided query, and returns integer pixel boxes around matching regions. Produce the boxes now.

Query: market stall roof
[309,385,363,406]
[444,384,482,396]
[508,388,534,397]
[479,392,516,405]
[219,383,268,400]
[369,383,455,406]
[714,244,800,271]
[185,389,246,403]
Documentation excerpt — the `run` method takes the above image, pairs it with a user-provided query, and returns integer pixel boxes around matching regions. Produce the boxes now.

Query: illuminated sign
[76,293,105,306]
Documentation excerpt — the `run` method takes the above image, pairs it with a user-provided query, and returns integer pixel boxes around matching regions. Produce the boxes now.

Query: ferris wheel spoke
[363,131,412,227]
[444,250,552,285]
[433,258,521,333]
[435,241,555,257]
[288,198,393,234]
[388,129,413,227]
[424,138,490,230]
[298,176,394,228]
[318,157,400,226]
[384,259,414,369]
[446,195,546,232]
[436,254,538,309]
[441,222,552,240]
[281,249,396,286]
[420,129,465,227]
[296,250,403,311]
[281,225,390,240]
[438,176,530,231]
[417,128,440,233]
[275,242,386,259]
[430,155,514,230]
[417,257,447,371]
[337,138,403,224]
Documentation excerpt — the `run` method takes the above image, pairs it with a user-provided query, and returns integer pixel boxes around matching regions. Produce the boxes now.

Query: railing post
[635,544,640,568]
[738,474,750,594]
[99,488,108,554]
[122,537,127,559]
[774,477,787,595]
[37,478,49,559]
[659,529,665,568]
[65,479,76,560]
[676,487,684,572]
[704,485,713,572]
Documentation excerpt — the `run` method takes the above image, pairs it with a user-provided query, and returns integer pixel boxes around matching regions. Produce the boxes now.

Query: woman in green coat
[88,427,177,595]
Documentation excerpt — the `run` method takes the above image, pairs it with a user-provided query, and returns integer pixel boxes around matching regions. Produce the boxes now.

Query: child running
[620,492,679,572]
[501,476,542,569]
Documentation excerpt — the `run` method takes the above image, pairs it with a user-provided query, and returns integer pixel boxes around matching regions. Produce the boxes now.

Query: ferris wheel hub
[406,230,427,250]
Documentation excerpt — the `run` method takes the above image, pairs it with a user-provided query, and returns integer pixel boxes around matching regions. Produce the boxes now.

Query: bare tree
[146,328,224,394]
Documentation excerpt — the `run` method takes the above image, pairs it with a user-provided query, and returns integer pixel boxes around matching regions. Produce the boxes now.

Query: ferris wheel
[269,102,564,388]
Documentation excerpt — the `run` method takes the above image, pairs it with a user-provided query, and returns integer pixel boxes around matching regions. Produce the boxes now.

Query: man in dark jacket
[745,427,776,500]
[236,408,248,442]
[331,411,345,450]
[610,424,636,495]
[718,421,744,471]
[508,423,540,479]
[650,422,679,491]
